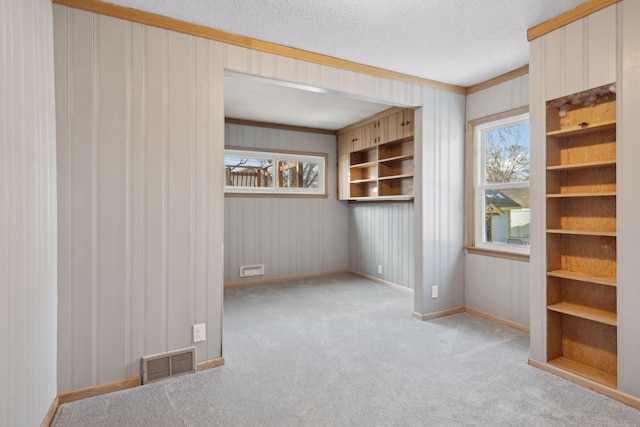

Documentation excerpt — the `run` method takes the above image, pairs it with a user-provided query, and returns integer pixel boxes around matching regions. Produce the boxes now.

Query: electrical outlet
[432,285,438,299]
[193,323,206,343]
[378,265,382,274]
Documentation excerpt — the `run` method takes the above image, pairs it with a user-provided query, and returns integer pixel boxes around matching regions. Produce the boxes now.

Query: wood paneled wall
[349,203,414,289]
[613,0,640,397]
[54,7,225,392]
[224,124,348,283]
[53,2,467,392]
[1,0,58,424]
[465,73,531,327]
[414,91,466,315]
[529,3,618,364]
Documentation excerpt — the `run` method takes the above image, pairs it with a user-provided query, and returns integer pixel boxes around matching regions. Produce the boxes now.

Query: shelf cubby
[378,176,413,197]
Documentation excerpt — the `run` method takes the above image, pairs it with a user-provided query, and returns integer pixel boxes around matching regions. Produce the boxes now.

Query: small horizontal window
[224,148,327,196]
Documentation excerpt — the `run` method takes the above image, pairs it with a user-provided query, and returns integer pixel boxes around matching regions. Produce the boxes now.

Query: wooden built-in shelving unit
[545,84,618,388]
[339,108,415,201]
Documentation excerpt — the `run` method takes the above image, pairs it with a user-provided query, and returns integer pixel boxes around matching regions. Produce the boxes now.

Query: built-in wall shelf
[546,120,616,138]
[546,229,616,237]
[548,357,617,389]
[350,161,377,169]
[547,302,617,326]
[378,174,413,181]
[339,108,415,201]
[545,84,618,389]
[547,192,616,198]
[547,270,616,287]
[379,154,414,164]
[546,159,617,171]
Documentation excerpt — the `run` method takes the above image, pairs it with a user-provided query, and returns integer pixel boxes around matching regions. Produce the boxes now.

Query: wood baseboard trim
[41,395,59,427]
[412,306,465,321]
[464,307,530,334]
[528,358,640,410]
[197,357,225,371]
[348,271,414,295]
[224,270,349,288]
[58,376,142,405]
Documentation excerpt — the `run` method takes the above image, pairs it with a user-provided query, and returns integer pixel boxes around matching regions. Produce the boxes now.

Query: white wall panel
[465,255,530,326]
[1,0,58,424]
[618,0,640,398]
[528,39,547,362]
[223,124,348,283]
[466,74,530,121]
[542,5,617,100]
[349,203,414,289]
[415,90,466,315]
[465,74,530,327]
[54,6,225,392]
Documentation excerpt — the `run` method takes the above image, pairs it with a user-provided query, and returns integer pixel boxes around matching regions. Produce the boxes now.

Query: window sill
[225,192,328,199]
[465,246,530,262]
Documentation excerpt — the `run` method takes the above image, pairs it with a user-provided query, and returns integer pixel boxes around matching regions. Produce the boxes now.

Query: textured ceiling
[103,0,589,87]
[224,73,396,130]
[100,0,592,129]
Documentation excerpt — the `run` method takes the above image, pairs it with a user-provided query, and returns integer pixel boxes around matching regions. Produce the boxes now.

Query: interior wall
[464,73,530,326]
[619,0,640,397]
[54,7,225,392]
[414,91,466,315]
[1,0,58,424]
[54,1,467,392]
[349,203,414,289]
[224,124,348,283]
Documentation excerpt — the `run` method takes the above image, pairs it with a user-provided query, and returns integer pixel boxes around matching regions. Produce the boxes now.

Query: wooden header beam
[527,0,621,41]
[52,0,466,94]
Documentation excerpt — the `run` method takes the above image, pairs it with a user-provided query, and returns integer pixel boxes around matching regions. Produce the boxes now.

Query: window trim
[466,106,530,259]
[224,147,328,197]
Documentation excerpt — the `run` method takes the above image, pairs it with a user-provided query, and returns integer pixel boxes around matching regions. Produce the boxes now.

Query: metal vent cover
[141,346,196,384]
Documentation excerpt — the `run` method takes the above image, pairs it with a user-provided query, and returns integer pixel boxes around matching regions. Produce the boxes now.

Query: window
[468,108,530,256]
[224,148,327,196]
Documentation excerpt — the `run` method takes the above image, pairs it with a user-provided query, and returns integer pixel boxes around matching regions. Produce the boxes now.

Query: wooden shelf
[546,229,616,237]
[547,159,616,171]
[546,120,616,138]
[350,161,377,169]
[547,302,617,326]
[547,270,616,287]
[548,357,617,388]
[378,154,413,163]
[350,178,377,184]
[547,192,616,198]
[378,174,412,181]
[349,196,413,202]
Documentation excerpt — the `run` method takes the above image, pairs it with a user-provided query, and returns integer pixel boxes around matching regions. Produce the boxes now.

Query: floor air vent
[240,264,264,277]
[141,346,196,384]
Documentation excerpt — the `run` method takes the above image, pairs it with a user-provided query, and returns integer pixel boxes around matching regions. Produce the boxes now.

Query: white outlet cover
[432,286,438,299]
[193,323,206,343]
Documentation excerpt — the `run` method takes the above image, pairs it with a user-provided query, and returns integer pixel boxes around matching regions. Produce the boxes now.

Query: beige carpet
[52,274,640,426]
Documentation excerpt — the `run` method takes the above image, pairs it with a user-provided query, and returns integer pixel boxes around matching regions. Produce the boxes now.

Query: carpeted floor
[52,274,640,426]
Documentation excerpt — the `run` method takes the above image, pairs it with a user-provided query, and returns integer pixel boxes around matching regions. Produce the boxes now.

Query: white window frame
[224,148,327,196]
[469,108,530,257]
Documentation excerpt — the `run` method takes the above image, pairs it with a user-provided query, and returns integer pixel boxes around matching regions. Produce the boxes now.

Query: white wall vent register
[240,264,265,277]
